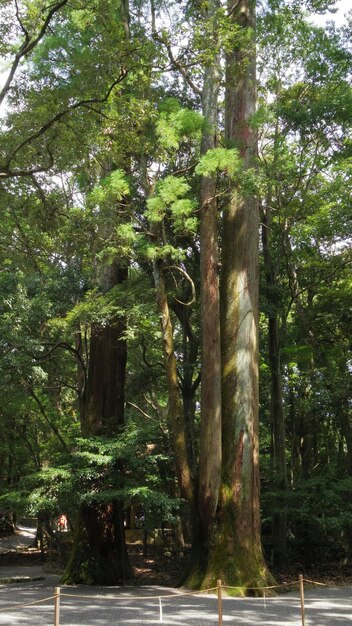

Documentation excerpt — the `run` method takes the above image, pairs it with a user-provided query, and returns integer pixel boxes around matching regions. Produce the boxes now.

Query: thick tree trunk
[202,0,272,591]
[83,268,127,437]
[63,262,132,585]
[62,501,130,585]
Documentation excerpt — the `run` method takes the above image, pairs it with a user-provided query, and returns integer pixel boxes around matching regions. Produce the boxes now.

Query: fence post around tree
[299,575,305,626]
[217,579,223,626]
[54,586,60,626]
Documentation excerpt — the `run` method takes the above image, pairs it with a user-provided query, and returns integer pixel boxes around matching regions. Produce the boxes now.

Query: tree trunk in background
[339,396,352,558]
[197,0,222,573]
[171,300,200,476]
[203,0,272,590]
[261,205,288,568]
[152,259,194,509]
[63,500,130,585]
[82,265,128,437]
[63,262,132,585]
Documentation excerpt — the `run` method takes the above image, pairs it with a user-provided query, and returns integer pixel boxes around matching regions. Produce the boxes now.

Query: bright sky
[311,0,352,26]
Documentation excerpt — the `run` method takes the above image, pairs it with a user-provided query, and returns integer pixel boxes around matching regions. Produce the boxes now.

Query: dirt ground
[2,526,352,588]
[0,526,190,586]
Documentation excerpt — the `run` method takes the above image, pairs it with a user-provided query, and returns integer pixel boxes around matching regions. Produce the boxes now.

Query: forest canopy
[0,0,351,589]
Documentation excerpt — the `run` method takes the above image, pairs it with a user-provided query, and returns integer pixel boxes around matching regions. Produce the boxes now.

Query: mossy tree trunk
[63,263,132,585]
[62,501,130,585]
[187,0,273,592]
[153,258,194,508]
[197,0,272,592]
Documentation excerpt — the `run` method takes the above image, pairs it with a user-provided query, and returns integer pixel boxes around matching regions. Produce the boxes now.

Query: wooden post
[217,579,223,626]
[54,586,60,626]
[299,575,305,626]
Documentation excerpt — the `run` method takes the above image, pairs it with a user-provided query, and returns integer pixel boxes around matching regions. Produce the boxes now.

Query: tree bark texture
[63,262,131,585]
[261,205,288,568]
[198,0,222,545]
[153,259,194,507]
[83,267,127,437]
[62,501,130,585]
[206,0,272,591]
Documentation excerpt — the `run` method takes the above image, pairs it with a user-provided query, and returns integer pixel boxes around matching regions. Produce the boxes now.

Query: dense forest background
[0,0,351,591]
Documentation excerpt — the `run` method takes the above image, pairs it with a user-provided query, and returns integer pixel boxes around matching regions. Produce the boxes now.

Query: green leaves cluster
[146,175,197,234]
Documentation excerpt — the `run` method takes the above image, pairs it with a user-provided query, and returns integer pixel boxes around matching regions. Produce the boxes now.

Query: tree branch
[0,0,70,107]
[140,339,164,369]
[1,71,128,178]
[28,389,70,453]
[165,265,196,307]
[126,401,157,422]
[152,32,202,97]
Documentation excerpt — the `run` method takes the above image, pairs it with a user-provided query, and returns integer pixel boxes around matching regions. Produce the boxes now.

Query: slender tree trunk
[140,148,194,513]
[152,259,194,507]
[198,0,222,554]
[171,300,200,475]
[261,205,288,568]
[339,397,352,558]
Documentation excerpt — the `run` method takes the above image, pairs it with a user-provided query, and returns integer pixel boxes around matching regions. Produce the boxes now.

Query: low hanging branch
[28,389,70,454]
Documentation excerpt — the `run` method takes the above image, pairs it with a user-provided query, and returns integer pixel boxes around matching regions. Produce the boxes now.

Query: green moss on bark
[62,502,132,586]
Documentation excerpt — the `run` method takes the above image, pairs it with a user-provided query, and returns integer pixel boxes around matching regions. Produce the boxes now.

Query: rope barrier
[0,575,332,624]
[303,578,327,586]
[0,595,55,612]
[60,577,327,602]
[61,586,218,602]
[222,579,301,591]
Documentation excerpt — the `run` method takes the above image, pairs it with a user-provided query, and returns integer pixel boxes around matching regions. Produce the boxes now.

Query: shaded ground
[2,527,352,587]
[0,526,190,586]
[2,528,352,625]
[1,577,352,625]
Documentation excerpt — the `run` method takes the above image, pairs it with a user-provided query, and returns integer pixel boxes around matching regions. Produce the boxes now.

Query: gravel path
[1,576,352,625]
[1,529,352,625]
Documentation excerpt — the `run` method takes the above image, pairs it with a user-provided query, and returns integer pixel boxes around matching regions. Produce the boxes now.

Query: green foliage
[0,0,351,579]
[0,422,178,526]
[263,471,352,564]
[156,103,204,150]
[195,148,241,177]
[146,175,198,235]
[90,170,130,206]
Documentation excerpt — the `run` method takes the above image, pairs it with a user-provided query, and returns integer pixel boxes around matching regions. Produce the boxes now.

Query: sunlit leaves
[146,175,197,234]
[90,169,130,206]
[195,147,241,177]
[156,100,203,151]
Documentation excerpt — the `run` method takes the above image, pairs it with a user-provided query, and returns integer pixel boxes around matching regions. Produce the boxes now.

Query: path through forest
[1,528,352,624]
[0,572,352,624]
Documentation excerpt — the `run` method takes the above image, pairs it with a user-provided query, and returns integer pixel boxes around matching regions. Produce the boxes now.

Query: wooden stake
[299,575,305,626]
[217,579,223,626]
[54,586,61,626]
